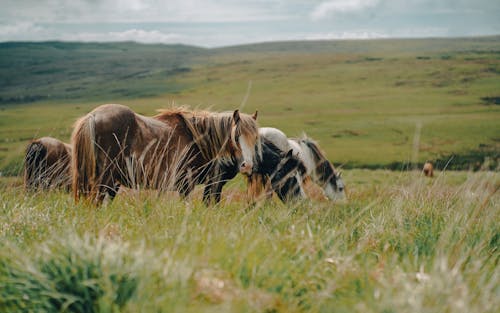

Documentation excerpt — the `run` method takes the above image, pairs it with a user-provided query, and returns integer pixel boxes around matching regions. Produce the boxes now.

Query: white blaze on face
[238,135,254,175]
[323,183,337,200]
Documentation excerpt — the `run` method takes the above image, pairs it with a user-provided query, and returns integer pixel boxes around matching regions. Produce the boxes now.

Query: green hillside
[0,37,499,174]
[0,41,205,103]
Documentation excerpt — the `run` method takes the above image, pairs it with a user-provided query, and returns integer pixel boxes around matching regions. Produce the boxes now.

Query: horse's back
[25,136,71,190]
[91,104,137,136]
[259,127,290,152]
[36,137,70,161]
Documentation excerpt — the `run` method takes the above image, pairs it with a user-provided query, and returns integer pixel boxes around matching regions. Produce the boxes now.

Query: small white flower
[416,266,430,282]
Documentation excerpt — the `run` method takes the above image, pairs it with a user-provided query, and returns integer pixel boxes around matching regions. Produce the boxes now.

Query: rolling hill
[0,37,499,174]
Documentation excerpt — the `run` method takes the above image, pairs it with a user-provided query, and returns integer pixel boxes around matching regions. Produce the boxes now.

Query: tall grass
[0,169,498,312]
[0,235,139,312]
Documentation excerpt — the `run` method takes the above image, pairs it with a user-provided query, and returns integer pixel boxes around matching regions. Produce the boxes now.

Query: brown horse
[423,162,434,177]
[24,137,72,191]
[71,104,260,204]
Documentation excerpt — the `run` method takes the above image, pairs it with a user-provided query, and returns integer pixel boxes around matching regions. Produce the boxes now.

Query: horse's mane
[156,107,258,161]
[296,135,326,163]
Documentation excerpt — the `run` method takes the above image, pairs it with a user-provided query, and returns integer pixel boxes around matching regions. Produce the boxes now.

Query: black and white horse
[248,137,306,202]
[203,137,306,204]
[259,127,346,200]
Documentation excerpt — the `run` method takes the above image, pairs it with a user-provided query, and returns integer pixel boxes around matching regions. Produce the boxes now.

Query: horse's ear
[252,110,258,120]
[233,109,241,124]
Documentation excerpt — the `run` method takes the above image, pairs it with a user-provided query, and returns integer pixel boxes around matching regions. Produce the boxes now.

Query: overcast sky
[1,0,499,47]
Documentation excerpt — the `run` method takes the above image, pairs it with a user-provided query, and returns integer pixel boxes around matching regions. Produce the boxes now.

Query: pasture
[1,170,499,312]
[0,37,499,312]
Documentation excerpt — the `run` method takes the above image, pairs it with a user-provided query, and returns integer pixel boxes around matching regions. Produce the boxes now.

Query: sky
[1,0,499,47]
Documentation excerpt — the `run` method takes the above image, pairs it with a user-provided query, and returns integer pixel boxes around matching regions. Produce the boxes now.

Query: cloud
[311,0,380,20]
[305,30,389,40]
[0,21,183,44]
[67,29,183,44]
[0,0,287,24]
[0,22,45,41]
[0,0,498,46]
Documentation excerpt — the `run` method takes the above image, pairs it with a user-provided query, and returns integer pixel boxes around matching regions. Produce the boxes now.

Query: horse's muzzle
[239,161,253,175]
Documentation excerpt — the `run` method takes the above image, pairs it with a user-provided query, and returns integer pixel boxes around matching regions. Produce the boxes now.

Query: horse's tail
[24,140,47,191]
[71,113,97,201]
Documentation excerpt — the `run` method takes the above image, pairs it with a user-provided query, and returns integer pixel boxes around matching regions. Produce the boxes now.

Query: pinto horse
[24,137,72,191]
[71,104,260,204]
[248,138,307,202]
[203,137,307,204]
[259,127,346,200]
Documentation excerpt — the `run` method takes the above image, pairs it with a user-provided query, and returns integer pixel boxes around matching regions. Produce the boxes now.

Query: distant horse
[203,137,307,204]
[24,137,72,191]
[72,104,260,204]
[423,162,434,177]
[259,127,346,200]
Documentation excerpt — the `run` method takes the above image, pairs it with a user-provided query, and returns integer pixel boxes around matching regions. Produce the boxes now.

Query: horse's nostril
[339,187,344,192]
[240,162,246,168]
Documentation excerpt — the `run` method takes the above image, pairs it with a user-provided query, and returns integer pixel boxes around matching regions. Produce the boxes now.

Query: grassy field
[1,170,498,312]
[0,37,499,312]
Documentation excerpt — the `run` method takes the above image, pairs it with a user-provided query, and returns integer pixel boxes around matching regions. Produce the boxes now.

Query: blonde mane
[294,135,326,163]
[156,108,259,162]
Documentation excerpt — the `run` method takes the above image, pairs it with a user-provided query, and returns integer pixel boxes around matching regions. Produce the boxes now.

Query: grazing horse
[423,162,434,177]
[259,127,346,200]
[71,104,260,204]
[24,137,72,191]
[203,137,307,204]
[249,138,307,202]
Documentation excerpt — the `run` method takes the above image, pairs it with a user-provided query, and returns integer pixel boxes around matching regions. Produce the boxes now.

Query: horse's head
[317,160,345,200]
[230,110,260,175]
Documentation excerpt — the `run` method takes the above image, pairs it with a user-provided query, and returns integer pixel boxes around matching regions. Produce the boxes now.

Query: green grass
[1,37,499,173]
[1,170,498,312]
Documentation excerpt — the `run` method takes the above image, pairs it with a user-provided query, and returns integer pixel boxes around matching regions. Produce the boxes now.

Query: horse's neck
[290,140,316,178]
[188,117,231,161]
[143,114,173,136]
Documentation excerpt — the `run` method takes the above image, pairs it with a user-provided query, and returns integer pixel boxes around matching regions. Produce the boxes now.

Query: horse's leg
[202,183,213,205]
[179,183,194,198]
[246,174,255,203]
[107,182,121,200]
[247,174,265,204]
[213,180,226,204]
[202,180,223,205]
[177,170,195,199]
[264,175,273,200]
[96,167,121,204]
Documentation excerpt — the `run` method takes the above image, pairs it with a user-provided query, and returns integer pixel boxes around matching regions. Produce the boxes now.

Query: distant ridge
[213,35,500,54]
[1,36,499,105]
